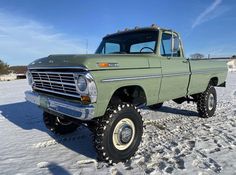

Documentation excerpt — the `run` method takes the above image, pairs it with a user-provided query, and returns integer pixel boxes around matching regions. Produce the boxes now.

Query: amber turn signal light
[81,96,91,103]
[98,62,109,68]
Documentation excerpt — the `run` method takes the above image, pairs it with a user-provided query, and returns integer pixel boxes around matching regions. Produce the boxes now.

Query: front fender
[91,68,162,117]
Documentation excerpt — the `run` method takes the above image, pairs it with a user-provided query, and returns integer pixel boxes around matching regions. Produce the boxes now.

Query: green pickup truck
[25,25,227,164]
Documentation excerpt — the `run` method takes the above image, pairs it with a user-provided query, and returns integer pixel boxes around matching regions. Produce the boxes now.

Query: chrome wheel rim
[56,117,73,126]
[112,118,135,150]
[208,94,215,111]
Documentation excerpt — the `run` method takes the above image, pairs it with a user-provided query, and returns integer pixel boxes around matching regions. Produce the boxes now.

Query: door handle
[182,60,188,63]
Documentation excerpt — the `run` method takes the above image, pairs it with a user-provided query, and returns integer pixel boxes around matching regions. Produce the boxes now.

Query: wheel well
[108,86,147,107]
[191,77,219,102]
[209,77,218,86]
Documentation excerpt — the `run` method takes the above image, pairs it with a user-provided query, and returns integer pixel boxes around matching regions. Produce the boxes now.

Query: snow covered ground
[0,73,235,175]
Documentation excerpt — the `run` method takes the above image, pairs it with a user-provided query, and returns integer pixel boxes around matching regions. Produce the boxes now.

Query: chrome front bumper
[25,91,95,120]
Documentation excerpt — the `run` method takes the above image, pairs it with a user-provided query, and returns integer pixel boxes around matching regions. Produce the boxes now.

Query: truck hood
[28,54,150,70]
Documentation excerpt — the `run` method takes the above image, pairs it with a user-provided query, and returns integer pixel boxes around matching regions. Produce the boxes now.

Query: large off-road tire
[94,104,143,164]
[197,86,217,118]
[43,112,78,135]
[149,103,163,110]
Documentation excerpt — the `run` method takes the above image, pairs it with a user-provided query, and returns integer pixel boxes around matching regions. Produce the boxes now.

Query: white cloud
[192,0,225,29]
[205,45,236,57]
[0,11,88,65]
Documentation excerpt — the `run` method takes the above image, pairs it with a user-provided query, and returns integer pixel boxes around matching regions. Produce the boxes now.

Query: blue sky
[0,0,235,65]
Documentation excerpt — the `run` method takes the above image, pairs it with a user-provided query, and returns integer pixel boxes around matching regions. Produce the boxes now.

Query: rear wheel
[197,86,217,118]
[149,103,163,110]
[43,112,78,134]
[94,104,143,164]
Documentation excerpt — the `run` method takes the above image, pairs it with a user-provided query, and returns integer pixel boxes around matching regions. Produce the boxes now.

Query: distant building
[227,59,236,72]
[0,66,27,81]
[9,66,27,79]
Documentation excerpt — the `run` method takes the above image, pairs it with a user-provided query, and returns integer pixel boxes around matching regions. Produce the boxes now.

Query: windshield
[95,30,158,54]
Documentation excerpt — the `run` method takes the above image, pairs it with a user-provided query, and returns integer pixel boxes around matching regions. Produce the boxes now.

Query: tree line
[0,59,10,75]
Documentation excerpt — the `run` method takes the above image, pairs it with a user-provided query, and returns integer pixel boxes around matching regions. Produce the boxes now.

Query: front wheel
[94,104,143,164]
[197,86,217,118]
[43,112,79,134]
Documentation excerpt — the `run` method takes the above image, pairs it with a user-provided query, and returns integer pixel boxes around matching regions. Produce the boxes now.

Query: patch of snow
[0,73,236,174]
[37,161,50,168]
[0,73,17,81]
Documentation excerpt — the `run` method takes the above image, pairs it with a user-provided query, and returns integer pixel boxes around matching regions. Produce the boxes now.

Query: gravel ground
[0,72,235,175]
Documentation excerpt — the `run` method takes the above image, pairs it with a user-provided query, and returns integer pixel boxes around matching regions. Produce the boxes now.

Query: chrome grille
[31,71,80,98]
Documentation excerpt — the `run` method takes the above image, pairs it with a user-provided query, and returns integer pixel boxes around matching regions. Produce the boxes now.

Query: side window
[173,37,181,57]
[161,33,181,57]
[161,33,172,56]
[104,43,120,54]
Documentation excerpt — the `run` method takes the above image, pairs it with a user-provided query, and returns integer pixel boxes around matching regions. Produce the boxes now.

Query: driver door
[158,32,190,102]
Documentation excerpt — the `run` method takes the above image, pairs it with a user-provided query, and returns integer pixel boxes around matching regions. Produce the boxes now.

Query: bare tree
[190,53,205,59]
[0,59,10,75]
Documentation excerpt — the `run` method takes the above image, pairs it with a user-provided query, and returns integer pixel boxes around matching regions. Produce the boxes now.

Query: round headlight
[77,76,87,92]
[26,71,33,85]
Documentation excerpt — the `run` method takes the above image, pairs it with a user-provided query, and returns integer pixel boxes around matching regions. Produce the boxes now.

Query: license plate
[40,96,49,108]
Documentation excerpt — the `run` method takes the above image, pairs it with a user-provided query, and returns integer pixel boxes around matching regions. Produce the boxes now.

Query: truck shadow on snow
[0,101,96,160]
[0,101,198,162]
[152,106,199,117]
[233,90,236,115]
